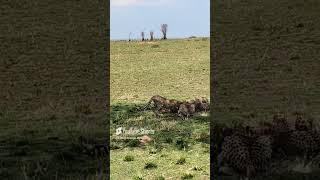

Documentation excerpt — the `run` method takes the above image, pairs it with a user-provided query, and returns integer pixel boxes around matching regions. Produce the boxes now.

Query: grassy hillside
[212,0,320,179]
[111,39,210,103]
[213,0,320,123]
[0,1,108,179]
[110,38,210,179]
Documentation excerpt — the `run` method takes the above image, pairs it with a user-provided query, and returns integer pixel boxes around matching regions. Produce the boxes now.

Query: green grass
[181,173,194,180]
[110,38,210,179]
[0,112,106,179]
[111,145,209,179]
[176,157,186,165]
[124,155,135,162]
[1,0,108,179]
[213,0,320,179]
[111,38,210,103]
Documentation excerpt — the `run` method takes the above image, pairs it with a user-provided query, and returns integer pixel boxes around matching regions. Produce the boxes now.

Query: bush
[126,139,140,147]
[196,132,210,144]
[123,155,134,162]
[155,176,165,180]
[176,157,186,165]
[144,162,157,169]
[133,176,143,180]
[175,138,188,150]
[181,173,194,179]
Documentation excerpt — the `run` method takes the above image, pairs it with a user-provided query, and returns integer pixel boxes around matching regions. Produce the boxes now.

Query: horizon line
[110,35,210,41]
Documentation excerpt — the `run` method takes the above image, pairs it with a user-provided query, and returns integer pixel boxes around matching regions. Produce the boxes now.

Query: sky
[110,0,210,40]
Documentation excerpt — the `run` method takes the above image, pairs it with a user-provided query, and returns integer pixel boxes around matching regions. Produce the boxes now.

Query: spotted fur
[142,95,182,117]
[294,113,313,131]
[178,101,196,119]
[267,113,320,164]
[194,97,210,112]
[218,128,273,179]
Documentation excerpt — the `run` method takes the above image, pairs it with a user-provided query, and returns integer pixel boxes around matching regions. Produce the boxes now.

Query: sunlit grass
[110,38,210,179]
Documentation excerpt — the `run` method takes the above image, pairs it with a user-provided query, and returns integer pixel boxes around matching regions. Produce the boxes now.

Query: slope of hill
[212,0,320,179]
[110,38,210,179]
[0,1,108,179]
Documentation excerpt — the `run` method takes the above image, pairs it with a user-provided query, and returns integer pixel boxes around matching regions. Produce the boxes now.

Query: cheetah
[194,97,210,112]
[177,101,196,119]
[218,126,273,180]
[142,95,182,117]
[285,114,320,166]
[287,130,319,164]
[177,96,210,119]
[267,113,320,166]
[294,112,313,131]
[218,135,254,180]
[272,112,290,133]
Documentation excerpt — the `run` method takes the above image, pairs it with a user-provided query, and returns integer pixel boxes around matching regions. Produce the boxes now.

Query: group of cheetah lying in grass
[142,95,210,119]
[215,112,320,180]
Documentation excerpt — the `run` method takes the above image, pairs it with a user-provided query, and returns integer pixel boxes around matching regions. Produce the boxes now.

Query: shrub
[155,176,165,180]
[175,138,188,150]
[196,132,210,144]
[126,139,140,147]
[123,155,134,162]
[181,173,193,179]
[176,157,186,165]
[144,162,157,169]
[133,176,143,180]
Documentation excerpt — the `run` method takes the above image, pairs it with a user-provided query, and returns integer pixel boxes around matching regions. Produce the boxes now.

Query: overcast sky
[111,0,210,40]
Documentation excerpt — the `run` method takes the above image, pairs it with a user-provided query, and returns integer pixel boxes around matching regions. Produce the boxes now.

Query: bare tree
[128,32,132,41]
[150,31,154,41]
[141,31,145,41]
[160,24,168,40]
